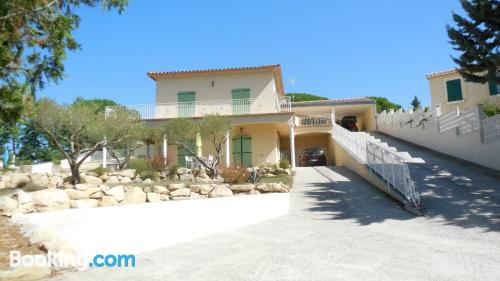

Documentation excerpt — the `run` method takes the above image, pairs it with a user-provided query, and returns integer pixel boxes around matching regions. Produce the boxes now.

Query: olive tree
[166,115,231,178]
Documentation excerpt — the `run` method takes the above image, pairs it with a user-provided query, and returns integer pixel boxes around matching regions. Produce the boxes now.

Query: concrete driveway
[54,157,500,280]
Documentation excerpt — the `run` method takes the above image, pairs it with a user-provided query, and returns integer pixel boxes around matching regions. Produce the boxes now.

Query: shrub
[168,164,179,179]
[221,167,249,184]
[139,170,158,181]
[91,166,109,177]
[259,162,278,169]
[149,155,167,173]
[18,159,33,165]
[279,159,290,170]
[484,103,500,117]
[128,159,149,174]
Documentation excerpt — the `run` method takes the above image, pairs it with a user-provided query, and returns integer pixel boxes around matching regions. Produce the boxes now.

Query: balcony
[295,114,332,126]
[106,96,291,120]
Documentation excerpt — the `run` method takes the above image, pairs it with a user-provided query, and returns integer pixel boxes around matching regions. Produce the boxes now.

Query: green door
[178,92,196,117]
[177,141,195,167]
[231,89,250,115]
[232,135,252,167]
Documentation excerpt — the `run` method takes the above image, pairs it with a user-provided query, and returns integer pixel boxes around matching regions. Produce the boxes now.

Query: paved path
[55,162,500,280]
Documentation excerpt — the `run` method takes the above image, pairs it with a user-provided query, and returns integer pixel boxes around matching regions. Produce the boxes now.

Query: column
[163,134,168,162]
[289,125,296,168]
[102,137,107,168]
[225,130,231,168]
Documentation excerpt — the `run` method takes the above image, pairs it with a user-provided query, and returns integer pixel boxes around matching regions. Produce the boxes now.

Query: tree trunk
[70,163,81,184]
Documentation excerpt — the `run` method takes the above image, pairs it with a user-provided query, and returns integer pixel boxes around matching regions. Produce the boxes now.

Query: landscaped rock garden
[0,166,292,216]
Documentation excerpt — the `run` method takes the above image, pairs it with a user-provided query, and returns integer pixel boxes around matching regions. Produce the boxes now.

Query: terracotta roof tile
[425,69,458,79]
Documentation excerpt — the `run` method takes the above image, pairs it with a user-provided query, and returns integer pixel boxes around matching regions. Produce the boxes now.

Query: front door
[232,135,252,167]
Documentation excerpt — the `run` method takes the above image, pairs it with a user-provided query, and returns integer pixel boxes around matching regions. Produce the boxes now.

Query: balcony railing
[106,96,291,119]
[296,114,332,126]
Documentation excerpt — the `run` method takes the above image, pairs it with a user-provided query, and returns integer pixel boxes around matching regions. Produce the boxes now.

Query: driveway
[54,162,500,280]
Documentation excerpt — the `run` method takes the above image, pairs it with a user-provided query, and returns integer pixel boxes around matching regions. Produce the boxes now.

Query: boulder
[17,190,33,205]
[179,173,194,181]
[100,195,118,207]
[64,189,89,200]
[11,173,31,188]
[160,194,170,201]
[170,188,191,197]
[256,182,289,193]
[284,169,292,176]
[143,178,153,184]
[31,189,70,212]
[49,176,63,188]
[0,181,5,189]
[120,169,136,179]
[197,173,210,180]
[249,189,261,195]
[168,183,186,191]
[195,177,211,183]
[208,185,233,198]
[121,187,146,205]
[189,192,202,200]
[0,196,17,214]
[229,184,255,192]
[30,174,49,187]
[104,185,125,202]
[146,192,161,203]
[70,199,98,209]
[99,184,109,192]
[74,183,93,191]
[262,173,276,178]
[120,176,132,183]
[152,185,169,194]
[176,167,190,175]
[189,184,213,195]
[84,175,102,184]
[89,191,103,199]
[106,176,120,184]
[83,187,101,197]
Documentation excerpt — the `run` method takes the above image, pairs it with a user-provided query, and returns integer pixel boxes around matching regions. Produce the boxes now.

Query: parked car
[339,116,358,132]
[299,147,326,166]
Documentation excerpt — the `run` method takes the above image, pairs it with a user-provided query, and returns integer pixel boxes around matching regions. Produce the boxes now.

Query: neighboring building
[426,69,500,113]
[114,64,376,168]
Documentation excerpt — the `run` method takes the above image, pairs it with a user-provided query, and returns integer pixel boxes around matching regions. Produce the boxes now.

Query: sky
[39,0,464,108]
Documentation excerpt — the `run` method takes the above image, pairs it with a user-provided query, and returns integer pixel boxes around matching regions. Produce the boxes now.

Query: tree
[165,115,231,178]
[72,97,118,114]
[410,95,421,110]
[29,98,128,183]
[285,93,328,102]
[366,96,402,113]
[17,125,62,164]
[447,0,500,86]
[0,0,128,125]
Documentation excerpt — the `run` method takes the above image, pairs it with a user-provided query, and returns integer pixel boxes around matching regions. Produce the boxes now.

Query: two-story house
[426,69,500,113]
[119,64,376,168]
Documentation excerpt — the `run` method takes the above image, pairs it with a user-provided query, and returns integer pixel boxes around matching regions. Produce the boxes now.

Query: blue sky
[39,0,464,108]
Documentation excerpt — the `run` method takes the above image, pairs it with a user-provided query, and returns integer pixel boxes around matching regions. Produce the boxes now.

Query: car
[340,116,358,132]
[299,147,326,167]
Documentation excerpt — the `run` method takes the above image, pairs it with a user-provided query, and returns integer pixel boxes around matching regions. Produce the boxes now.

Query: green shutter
[232,137,242,165]
[231,89,251,114]
[177,141,195,167]
[488,80,498,96]
[177,92,196,117]
[446,79,463,102]
[232,135,252,167]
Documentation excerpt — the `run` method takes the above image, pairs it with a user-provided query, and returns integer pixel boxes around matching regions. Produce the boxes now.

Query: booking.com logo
[10,251,136,268]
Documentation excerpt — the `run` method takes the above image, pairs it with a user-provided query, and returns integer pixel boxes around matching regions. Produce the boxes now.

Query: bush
[221,167,250,184]
[18,159,33,165]
[149,155,167,173]
[129,159,149,174]
[484,103,500,117]
[168,164,179,179]
[279,159,290,170]
[259,162,278,169]
[91,166,109,177]
[139,170,158,181]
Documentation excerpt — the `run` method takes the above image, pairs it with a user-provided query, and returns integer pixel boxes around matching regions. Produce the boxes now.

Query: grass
[257,174,294,187]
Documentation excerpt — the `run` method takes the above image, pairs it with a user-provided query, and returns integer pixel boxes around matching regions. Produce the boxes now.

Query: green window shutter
[232,138,242,165]
[446,79,463,102]
[177,141,195,167]
[488,80,498,96]
[242,136,252,167]
[177,92,196,117]
[231,88,251,114]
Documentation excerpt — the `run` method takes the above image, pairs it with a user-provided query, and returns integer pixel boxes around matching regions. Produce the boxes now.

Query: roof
[425,69,458,79]
[291,98,375,107]
[147,64,285,96]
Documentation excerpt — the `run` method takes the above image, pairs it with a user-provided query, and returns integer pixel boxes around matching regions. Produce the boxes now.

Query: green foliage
[410,95,421,110]
[484,103,500,117]
[447,0,500,85]
[279,159,290,170]
[17,125,62,164]
[221,167,250,184]
[91,166,109,177]
[259,162,279,169]
[128,159,150,174]
[0,0,128,125]
[366,96,402,113]
[168,164,179,179]
[72,97,118,114]
[285,93,328,102]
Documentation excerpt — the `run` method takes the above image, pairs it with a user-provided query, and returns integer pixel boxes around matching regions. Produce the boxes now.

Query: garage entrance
[280,133,334,167]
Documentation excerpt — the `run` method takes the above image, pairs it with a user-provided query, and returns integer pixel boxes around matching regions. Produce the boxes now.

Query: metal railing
[296,114,332,126]
[106,96,291,119]
[332,123,420,208]
[481,113,500,143]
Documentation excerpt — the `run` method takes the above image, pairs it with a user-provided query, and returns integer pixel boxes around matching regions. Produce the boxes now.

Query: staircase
[354,132,425,164]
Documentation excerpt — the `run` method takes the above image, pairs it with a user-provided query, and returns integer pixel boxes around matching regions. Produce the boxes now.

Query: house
[426,69,500,113]
[120,64,376,168]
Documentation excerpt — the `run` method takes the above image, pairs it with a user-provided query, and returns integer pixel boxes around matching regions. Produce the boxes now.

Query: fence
[296,114,332,126]
[332,123,420,208]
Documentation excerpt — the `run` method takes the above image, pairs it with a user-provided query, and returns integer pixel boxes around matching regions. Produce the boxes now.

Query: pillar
[102,137,107,168]
[163,134,168,162]
[290,125,296,168]
[225,130,230,168]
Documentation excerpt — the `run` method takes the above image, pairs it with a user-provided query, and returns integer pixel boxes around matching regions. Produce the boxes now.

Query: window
[446,79,463,102]
[231,88,251,114]
[488,73,500,96]
[177,92,196,117]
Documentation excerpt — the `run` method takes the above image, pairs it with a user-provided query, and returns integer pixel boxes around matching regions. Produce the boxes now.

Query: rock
[49,176,63,188]
[176,167,190,175]
[209,185,233,198]
[249,189,261,195]
[121,187,146,204]
[170,188,191,197]
[120,176,132,183]
[146,192,161,203]
[256,182,289,193]
[83,187,101,197]
[31,189,70,212]
[10,173,31,188]
[197,173,210,180]
[104,185,125,202]
[284,169,292,176]
[0,196,17,214]
[70,199,98,209]
[84,175,102,184]
[262,173,276,178]
[64,189,89,200]
[0,181,5,189]
[0,266,51,281]
[195,177,211,183]
[89,191,103,199]
[17,190,33,205]
[30,174,49,187]
[152,185,169,194]
[74,183,92,191]
[179,173,194,181]
[100,174,108,181]
[143,178,153,184]
[160,194,170,201]
[106,176,120,184]
[189,192,202,200]
[189,184,213,195]
[168,183,186,191]
[100,195,118,207]
[99,184,109,192]
[229,184,255,192]
[120,169,136,179]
